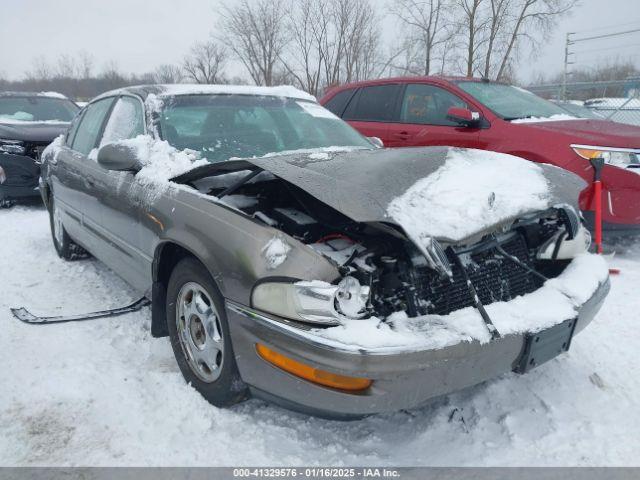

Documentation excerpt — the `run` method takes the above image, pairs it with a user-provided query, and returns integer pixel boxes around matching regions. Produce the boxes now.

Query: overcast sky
[1,0,639,85]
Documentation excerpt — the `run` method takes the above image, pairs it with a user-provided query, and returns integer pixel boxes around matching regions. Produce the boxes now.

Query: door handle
[393,131,411,140]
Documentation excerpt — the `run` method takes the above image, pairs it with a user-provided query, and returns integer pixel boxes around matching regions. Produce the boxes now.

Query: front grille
[25,142,49,162]
[417,234,542,316]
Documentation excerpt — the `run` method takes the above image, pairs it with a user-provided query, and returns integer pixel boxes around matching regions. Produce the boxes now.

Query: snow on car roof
[155,84,316,102]
[37,91,69,99]
[92,84,317,104]
[0,91,69,99]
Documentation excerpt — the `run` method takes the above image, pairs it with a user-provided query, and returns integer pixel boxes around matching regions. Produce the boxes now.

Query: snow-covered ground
[1,205,639,466]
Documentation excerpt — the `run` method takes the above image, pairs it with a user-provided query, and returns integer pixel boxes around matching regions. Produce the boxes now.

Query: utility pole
[560,27,640,100]
[561,32,574,101]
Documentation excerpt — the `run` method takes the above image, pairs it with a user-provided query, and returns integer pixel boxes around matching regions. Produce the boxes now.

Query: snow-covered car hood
[243,146,586,245]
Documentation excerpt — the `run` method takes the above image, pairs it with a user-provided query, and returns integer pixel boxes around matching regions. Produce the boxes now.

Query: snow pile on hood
[511,114,579,124]
[312,253,609,352]
[114,135,209,204]
[387,148,551,244]
[262,236,291,270]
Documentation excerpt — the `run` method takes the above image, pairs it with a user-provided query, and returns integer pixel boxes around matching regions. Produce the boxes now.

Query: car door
[50,97,115,253]
[85,94,150,293]
[386,83,481,148]
[341,84,403,145]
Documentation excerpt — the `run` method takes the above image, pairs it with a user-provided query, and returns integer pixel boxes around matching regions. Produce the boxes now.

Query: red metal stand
[590,157,620,275]
[590,157,605,255]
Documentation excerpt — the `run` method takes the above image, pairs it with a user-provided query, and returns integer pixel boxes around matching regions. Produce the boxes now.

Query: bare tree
[494,0,577,80]
[154,64,184,84]
[183,39,227,84]
[281,0,328,96]
[26,56,52,81]
[77,50,94,79]
[457,0,487,77]
[220,0,289,86]
[280,0,382,94]
[101,60,125,89]
[55,54,77,78]
[183,41,226,84]
[390,0,455,76]
[482,0,510,78]
[339,0,380,82]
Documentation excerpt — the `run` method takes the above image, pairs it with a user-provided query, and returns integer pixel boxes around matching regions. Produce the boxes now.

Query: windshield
[456,82,569,121]
[157,94,373,162]
[0,96,79,122]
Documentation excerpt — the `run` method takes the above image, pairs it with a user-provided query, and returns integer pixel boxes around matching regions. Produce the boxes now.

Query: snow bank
[387,148,551,244]
[511,114,579,123]
[311,253,608,352]
[262,236,291,270]
[0,207,636,466]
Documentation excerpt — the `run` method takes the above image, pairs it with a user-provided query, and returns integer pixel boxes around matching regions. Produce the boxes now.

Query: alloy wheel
[175,282,224,383]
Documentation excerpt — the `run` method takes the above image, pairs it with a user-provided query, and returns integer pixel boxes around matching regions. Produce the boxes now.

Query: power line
[573,42,640,55]
[572,28,640,43]
[571,20,640,35]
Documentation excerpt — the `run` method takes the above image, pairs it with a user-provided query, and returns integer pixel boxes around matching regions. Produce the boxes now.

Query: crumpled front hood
[0,122,69,142]
[245,146,586,245]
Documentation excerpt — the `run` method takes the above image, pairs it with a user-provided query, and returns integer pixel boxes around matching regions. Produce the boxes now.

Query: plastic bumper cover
[226,277,610,418]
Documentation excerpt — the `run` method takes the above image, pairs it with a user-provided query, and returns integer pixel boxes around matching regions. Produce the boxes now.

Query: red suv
[320,77,640,234]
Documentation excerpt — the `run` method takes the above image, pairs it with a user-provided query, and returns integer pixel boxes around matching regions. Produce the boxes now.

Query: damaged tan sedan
[40,85,610,418]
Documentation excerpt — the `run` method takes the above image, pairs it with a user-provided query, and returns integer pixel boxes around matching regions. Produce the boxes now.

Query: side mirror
[97,143,139,171]
[368,136,384,148]
[447,107,482,127]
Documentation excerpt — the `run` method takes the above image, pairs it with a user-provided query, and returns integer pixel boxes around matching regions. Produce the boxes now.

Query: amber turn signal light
[256,344,372,392]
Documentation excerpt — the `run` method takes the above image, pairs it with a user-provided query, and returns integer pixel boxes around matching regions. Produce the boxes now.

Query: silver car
[40,85,610,419]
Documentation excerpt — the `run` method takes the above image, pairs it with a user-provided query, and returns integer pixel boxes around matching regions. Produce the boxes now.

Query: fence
[528,78,640,126]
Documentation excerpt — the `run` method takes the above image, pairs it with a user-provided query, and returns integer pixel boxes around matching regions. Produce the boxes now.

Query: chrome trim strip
[571,144,640,154]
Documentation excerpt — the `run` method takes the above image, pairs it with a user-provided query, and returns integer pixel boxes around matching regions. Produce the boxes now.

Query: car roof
[322,76,505,97]
[92,84,317,104]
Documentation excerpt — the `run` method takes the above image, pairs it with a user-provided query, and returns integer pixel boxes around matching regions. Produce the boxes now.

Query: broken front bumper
[226,277,610,419]
[0,153,41,200]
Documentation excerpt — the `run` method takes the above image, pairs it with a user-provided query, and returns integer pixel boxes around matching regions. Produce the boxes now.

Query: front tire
[167,257,248,407]
[48,196,80,260]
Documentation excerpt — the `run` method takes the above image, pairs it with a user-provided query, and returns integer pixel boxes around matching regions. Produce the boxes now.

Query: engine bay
[189,170,577,320]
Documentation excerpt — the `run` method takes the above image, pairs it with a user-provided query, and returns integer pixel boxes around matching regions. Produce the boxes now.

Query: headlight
[251,277,370,325]
[0,139,26,156]
[537,224,591,260]
[572,144,640,169]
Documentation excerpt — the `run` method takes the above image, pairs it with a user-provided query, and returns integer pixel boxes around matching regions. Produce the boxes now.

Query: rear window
[343,85,402,122]
[0,96,78,123]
